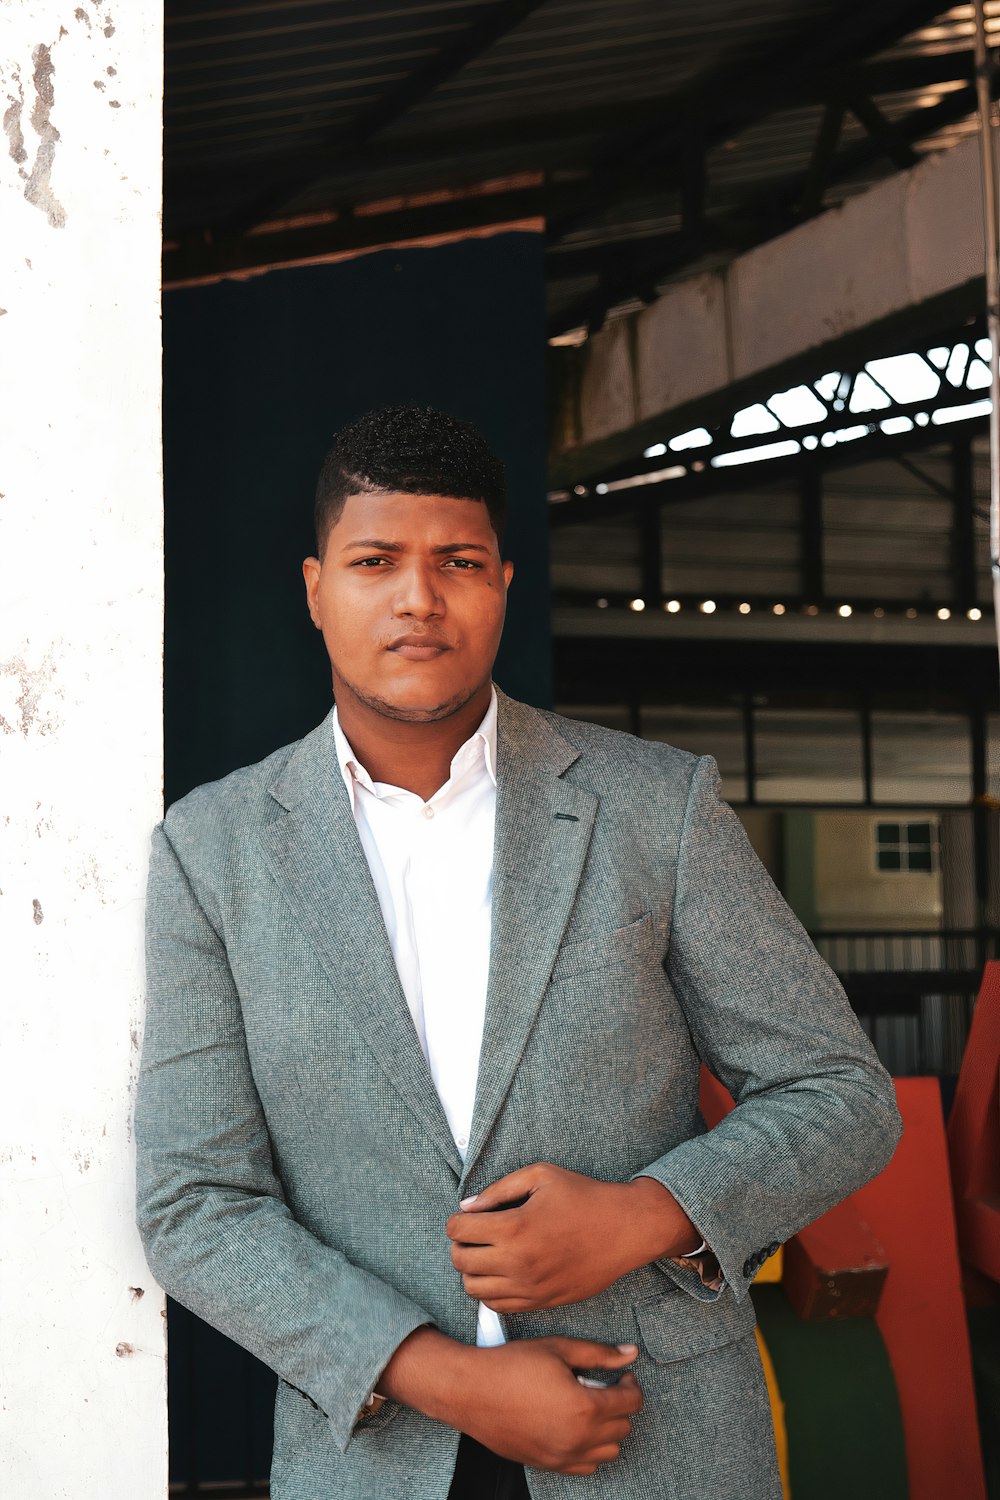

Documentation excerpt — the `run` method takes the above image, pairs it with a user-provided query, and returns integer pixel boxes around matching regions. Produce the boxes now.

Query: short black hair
[314,406,506,555]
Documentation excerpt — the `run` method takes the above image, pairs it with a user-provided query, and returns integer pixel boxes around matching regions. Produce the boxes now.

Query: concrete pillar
[0,3,165,1495]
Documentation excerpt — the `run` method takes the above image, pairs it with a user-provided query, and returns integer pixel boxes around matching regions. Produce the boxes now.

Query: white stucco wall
[0,2,166,1495]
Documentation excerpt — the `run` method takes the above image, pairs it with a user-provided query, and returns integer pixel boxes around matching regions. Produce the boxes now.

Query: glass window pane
[754,710,864,802]
[641,706,747,804]
[871,713,972,804]
[907,822,932,846]
[907,849,933,872]
[878,822,901,845]
[877,849,901,871]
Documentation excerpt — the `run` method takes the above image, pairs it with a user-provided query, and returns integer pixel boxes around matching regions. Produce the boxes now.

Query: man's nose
[392,561,443,618]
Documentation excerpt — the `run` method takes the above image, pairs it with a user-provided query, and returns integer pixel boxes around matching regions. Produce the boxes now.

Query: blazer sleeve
[635,755,903,1304]
[135,822,432,1453]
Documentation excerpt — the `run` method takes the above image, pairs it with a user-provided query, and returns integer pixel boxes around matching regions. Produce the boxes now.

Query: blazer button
[768,1241,780,1256]
[742,1258,754,1278]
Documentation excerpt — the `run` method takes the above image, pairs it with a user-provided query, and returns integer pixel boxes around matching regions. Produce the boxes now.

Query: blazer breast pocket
[548,912,657,983]
[633,1287,757,1365]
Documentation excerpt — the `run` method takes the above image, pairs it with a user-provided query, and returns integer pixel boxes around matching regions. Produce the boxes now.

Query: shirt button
[424,805,435,819]
[456,1135,468,1149]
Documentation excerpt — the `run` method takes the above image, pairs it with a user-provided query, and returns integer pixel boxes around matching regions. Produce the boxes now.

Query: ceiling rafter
[222,0,553,235]
[544,0,953,249]
[546,76,989,339]
[164,47,979,226]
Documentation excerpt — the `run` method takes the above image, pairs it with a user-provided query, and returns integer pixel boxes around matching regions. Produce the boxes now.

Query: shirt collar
[332,686,497,811]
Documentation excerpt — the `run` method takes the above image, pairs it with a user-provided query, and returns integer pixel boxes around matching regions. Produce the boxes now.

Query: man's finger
[446,1209,514,1244]
[449,1242,503,1273]
[458,1274,520,1304]
[598,1373,644,1418]
[551,1337,638,1369]
[458,1164,542,1213]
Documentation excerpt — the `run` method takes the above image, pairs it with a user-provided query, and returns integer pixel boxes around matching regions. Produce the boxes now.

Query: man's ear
[502,560,514,589]
[302,557,322,628]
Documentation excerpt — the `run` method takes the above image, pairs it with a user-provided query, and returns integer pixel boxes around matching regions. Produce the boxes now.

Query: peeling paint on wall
[3,72,27,166]
[0,651,63,737]
[24,44,67,228]
[2,42,68,228]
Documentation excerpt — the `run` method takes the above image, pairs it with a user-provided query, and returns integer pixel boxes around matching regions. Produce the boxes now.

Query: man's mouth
[387,634,451,661]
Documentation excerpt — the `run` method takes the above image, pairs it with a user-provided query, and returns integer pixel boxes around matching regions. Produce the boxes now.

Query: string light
[585,598,983,620]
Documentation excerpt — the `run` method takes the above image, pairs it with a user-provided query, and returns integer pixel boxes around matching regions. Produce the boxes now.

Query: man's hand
[378,1327,643,1475]
[446,1163,697,1311]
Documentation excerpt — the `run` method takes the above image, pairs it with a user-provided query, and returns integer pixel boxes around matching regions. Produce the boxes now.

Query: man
[136,406,902,1500]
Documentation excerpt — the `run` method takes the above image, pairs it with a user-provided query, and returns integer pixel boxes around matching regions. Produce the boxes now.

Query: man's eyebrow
[340,539,491,555]
[341,538,403,552]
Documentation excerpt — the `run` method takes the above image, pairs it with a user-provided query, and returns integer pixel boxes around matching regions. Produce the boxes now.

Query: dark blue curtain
[163,230,549,807]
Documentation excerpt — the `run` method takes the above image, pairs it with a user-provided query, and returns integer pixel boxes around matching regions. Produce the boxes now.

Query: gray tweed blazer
[136,689,901,1500]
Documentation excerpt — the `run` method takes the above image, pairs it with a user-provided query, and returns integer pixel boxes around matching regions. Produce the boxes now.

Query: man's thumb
[460,1166,534,1212]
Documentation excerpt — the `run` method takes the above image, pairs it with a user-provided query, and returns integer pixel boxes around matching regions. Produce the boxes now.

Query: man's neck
[333,682,494,801]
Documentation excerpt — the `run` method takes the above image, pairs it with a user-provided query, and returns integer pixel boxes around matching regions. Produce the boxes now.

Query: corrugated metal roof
[162,2,997,323]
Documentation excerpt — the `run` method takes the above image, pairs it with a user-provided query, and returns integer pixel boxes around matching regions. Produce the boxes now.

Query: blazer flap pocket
[634,1289,756,1365]
[550,912,655,983]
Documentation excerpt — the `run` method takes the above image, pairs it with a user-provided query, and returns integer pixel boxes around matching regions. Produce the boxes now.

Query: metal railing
[810,926,999,1076]
[811,927,999,981]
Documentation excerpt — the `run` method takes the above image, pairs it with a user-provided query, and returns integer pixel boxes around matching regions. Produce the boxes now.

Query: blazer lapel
[462,693,598,1185]
[259,712,464,1178]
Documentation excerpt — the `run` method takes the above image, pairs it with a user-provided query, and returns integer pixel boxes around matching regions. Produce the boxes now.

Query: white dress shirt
[332,689,506,1348]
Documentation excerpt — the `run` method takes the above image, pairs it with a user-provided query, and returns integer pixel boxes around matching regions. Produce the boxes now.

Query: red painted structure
[699,1065,987,1498]
[948,960,1000,1287]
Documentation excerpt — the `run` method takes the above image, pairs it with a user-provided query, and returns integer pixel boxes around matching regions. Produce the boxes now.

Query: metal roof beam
[224,0,552,235]
[549,136,987,487]
[546,0,957,249]
[164,47,977,240]
[547,78,986,337]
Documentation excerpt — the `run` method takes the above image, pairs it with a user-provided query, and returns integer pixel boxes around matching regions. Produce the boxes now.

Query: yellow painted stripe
[754,1246,784,1284]
[756,1325,791,1500]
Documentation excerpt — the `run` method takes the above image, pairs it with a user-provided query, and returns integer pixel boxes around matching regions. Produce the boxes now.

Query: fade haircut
[314,406,506,556]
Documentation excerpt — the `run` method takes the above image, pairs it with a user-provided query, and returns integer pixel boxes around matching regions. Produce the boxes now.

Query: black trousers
[447,1434,531,1499]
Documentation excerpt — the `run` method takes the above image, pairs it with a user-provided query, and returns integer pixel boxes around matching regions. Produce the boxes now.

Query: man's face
[303,490,514,723]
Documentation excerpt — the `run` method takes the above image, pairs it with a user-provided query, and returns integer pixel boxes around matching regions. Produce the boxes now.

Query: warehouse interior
[160,2,1000,1494]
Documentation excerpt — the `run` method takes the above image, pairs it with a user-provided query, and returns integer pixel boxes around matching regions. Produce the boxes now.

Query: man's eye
[444,558,482,569]
[353,556,389,567]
